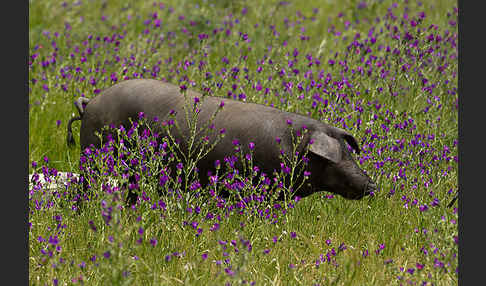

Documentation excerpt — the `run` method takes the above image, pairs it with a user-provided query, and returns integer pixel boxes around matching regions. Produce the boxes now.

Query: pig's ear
[331,127,361,154]
[341,132,361,155]
[308,132,342,163]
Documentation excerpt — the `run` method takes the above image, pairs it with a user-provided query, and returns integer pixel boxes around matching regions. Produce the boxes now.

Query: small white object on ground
[29,172,80,191]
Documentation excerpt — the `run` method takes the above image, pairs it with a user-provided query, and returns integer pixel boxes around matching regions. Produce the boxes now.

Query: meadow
[29,0,458,285]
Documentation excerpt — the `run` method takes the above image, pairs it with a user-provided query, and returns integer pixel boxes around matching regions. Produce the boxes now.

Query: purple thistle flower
[357,1,367,9]
[202,252,208,260]
[376,243,385,254]
[150,238,157,247]
[218,240,227,246]
[159,173,168,186]
[48,236,59,246]
[198,33,209,40]
[225,268,235,276]
[88,220,97,232]
[431,198,440,207]
[419,204,429,212]
[210,223,220,231]
[338,243,347,251]
[280,163,291,174]
[248,142,255,150]
[363,249,369,257]
[103,251,111,259]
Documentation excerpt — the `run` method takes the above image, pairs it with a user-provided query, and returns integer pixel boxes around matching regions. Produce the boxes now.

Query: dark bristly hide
[67,79,376,200]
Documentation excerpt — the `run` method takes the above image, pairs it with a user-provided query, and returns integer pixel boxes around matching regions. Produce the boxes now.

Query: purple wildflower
[225,268,235,276]
[419,204,429,212]
[103,251,111,259]
[150,238,157,247]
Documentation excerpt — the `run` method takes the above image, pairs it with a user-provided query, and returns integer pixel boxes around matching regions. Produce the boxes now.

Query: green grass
[29,0,458,285]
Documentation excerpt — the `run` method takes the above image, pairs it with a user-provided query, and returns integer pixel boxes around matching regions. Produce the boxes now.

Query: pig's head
[307,130,376,200]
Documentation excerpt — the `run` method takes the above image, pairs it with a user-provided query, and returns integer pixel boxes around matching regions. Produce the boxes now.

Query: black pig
[67,79,376,200]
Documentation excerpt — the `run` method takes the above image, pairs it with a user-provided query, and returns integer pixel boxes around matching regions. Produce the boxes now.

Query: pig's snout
[349,181,376,200]
[363,181,377,197]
